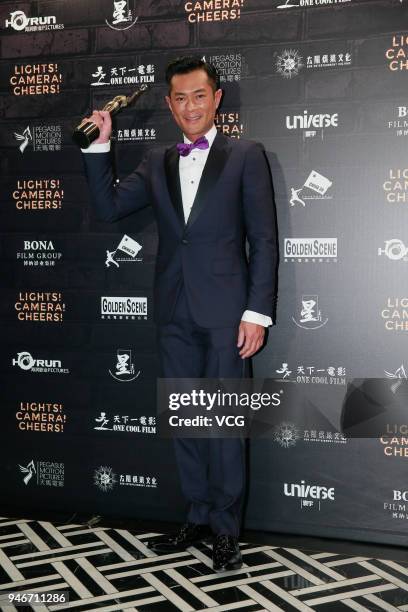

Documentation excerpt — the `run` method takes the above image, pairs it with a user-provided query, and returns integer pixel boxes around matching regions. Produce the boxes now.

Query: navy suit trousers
[157,285,248,536]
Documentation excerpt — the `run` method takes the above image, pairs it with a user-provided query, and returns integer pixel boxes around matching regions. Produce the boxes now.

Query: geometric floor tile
[1,517,408,611]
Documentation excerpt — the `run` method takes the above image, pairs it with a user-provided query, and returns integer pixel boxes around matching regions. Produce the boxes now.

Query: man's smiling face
[165,68,222,142]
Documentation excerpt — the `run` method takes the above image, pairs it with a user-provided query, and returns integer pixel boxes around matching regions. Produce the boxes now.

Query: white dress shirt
[179,124,217,223]
[83,128,272,327]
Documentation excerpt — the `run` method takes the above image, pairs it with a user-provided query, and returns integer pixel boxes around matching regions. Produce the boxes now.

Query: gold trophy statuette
[72,84,150,149]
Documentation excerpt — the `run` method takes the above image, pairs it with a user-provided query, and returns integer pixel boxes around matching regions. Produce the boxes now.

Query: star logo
[276,49,303,79]
[273,422,300,448]
[94,466,117,492]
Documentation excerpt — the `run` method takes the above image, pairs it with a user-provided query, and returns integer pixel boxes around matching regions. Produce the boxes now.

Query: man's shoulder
[220,133,265,153]
[146,143,171,159]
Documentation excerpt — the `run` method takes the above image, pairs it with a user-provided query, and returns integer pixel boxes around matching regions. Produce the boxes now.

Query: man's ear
[215,88,223,110]
[165,95,173,113]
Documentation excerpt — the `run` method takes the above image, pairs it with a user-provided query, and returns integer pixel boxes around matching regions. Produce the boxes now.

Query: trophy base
[72,129,92,149]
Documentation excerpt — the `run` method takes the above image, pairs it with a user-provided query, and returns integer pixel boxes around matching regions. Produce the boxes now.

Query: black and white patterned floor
[0,515,408,611]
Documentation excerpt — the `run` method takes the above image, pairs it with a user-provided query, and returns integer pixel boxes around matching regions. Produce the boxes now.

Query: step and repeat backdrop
[1,0,408,546]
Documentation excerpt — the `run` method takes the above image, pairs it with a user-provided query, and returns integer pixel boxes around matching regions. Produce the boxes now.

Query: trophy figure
[72,84,149,149]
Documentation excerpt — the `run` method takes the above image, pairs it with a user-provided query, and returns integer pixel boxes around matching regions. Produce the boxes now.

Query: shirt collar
[183,124,218,147]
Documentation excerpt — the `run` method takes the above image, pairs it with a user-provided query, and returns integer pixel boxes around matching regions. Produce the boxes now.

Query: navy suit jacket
[83,132,277,328]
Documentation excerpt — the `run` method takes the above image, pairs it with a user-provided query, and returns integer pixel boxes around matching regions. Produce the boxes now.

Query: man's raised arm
[81,110,151,223]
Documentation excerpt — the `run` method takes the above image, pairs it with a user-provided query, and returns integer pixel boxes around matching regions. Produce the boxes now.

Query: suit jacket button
[181,239,188,245]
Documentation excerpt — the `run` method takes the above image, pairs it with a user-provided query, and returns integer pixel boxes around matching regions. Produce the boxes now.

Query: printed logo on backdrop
[273,423,300,448]
[385,364,407,380]
[387,107,408,138]
[109,349,140,382]
[380,431,408,458]
[276,49,351,79]
[383,169,408,204]
[290,171,333,208]
[91,63,155,87]
[5,10,64,32]
[216,112,243,138]
[101,297,147,321]
[378,239,408,262]
[14,125,62,154]
[15,292,66,323]
[16,402,67,433]
[386,35,408,71]
[18,460,64,487]
[276,50,303,78]
[105,0,138,30]
[381,298,408,332]
[185,0,244,23]
[385,363,407,391]
[277,0,352,9]
[10,64,62,96]
[12,179,64,211]
[283,480,335,511]
[384,364,406,396]
[276,362,346,386]
[292,295,328,329]
[274,422,347,448]
[12,351,69,375]
[384,490,408,521]
[286,110,339,140]
[105,235,142,269]
[94,466,158,492]
[203,53,246,83]
[116,127,156,143]
[17,240,63,268]
[94,412,156,434]
[94,466,117,492]
[284,238,338,262]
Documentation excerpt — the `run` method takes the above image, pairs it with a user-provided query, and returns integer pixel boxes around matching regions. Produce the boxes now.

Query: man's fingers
[81,110,112,144]
[240,340,262,359]
[238,329,265,358]
[237,326,245,348]
[241,345,258,358]
[237,322,265,357]
[86,110,111,125]
[239,338,256,358]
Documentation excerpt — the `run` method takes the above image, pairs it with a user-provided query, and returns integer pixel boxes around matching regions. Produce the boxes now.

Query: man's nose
[186,97,197,110]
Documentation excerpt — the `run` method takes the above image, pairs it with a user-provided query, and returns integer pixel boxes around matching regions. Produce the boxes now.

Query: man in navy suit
[82,56,277,571]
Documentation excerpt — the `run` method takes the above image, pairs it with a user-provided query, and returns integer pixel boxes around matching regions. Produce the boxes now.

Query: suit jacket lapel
[164,133,232,230]
[186,132,231,230]
[164,145,184,227]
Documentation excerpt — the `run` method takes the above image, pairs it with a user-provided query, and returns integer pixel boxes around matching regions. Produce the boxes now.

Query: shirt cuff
[241,310,273,327]
[81,141,111,153]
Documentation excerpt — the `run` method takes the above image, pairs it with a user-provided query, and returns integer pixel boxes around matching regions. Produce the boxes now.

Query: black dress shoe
[213,534,242,572]
[148,523,212,553]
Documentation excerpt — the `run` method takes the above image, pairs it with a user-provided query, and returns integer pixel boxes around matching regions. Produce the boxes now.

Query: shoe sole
[149,538,212,554]
[213,561,243,572]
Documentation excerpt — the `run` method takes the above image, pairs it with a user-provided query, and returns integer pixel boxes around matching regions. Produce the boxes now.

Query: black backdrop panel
[1,0,408,545]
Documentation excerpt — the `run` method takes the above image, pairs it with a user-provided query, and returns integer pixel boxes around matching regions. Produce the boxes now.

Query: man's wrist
[241,310,272,327]
[81,141,111,153]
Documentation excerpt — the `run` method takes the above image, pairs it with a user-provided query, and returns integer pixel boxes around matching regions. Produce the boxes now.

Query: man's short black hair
[165,56,219,93]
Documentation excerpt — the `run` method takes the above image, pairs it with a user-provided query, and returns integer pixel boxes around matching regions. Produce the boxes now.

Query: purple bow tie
[176,136,209,157]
